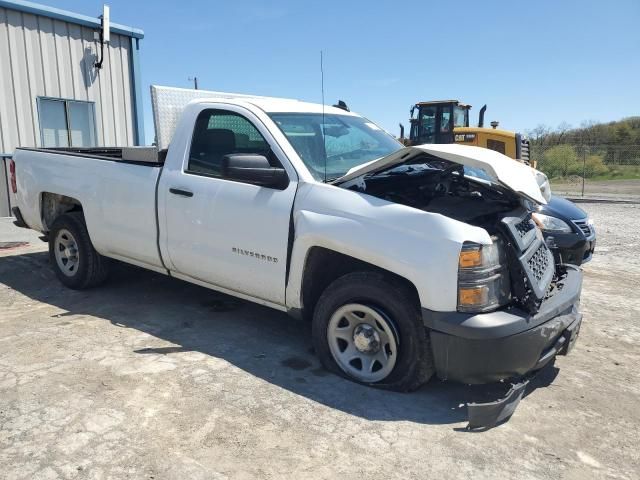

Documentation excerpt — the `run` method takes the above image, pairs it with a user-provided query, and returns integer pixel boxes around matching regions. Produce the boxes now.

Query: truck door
[158,106,297,306]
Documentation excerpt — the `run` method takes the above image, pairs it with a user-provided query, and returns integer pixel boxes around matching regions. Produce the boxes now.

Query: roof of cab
[415,100,471,108]
[150,85,359,150]
[190,96,357,116]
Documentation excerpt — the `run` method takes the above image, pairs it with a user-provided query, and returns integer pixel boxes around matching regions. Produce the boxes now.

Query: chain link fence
[530,144,640,200]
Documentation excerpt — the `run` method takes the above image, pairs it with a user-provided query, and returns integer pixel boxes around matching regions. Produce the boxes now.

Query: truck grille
[502,214,537,252]
[573,218,592,237]
[502,211,555,304]
[528,244,551,282]
[514,217,534,239]
[521,240,554,302]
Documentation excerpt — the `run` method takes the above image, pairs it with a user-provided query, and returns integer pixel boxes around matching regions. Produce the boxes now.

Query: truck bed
[13,147,165,272]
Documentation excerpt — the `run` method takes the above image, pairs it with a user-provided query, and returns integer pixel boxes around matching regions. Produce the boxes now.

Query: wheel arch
[40,192,83,232]
[298,246,421,322]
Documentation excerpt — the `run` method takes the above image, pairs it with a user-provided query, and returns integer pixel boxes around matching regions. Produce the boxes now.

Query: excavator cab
[402,100,531,165]
[409,100,470,144]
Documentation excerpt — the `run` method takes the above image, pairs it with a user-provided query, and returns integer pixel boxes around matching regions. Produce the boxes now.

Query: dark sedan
[532,195,596,266]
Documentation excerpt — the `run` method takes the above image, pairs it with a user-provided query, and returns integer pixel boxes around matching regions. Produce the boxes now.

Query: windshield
[269,113,402,181]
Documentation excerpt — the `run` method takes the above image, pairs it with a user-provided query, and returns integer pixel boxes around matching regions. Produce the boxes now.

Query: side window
[419,107,436,142]
[439,109,451,133]
[188,109,271,176]
[453,106,467,128]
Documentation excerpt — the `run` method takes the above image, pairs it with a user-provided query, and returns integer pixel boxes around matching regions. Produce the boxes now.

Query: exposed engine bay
[346,154,558,314]
[347,154,521,228]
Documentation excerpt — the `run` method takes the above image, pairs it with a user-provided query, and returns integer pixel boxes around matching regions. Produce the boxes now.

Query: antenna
[94,4,110,69]
[188,76,199,89]
[102,4,110,43]
[320,50,327,183]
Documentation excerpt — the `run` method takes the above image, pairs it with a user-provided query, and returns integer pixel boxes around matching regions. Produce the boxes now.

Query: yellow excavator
[399,100,533,166]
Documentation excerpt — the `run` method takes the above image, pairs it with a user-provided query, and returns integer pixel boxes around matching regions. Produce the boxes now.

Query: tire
[312,271,434,392]
[49,212,110,289]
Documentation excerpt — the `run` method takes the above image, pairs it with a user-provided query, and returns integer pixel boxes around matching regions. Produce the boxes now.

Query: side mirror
[222,154,289,189]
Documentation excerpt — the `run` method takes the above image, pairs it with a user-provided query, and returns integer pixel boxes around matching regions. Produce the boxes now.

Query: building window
[38,98,97,148]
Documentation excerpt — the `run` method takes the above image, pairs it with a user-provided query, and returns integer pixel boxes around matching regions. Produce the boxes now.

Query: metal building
[0,0,144,217]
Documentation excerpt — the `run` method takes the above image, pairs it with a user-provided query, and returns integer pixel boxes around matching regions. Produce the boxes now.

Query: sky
[53,0,640,145]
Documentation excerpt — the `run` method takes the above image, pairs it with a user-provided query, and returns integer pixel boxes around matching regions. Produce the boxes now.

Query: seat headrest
[194,128,236,153]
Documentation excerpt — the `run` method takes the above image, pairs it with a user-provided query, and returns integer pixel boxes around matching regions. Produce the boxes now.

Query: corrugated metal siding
[0,6,136,153]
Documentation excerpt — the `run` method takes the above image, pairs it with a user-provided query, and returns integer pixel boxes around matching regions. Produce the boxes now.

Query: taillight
[9,159,17,193]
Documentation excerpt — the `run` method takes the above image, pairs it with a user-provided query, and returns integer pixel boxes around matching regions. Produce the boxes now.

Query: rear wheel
[49,212,109,289]
[312,271,434,391]
[53,228,80,277]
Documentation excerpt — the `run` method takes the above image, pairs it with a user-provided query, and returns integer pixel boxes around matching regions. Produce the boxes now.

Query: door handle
[169,188,193,197]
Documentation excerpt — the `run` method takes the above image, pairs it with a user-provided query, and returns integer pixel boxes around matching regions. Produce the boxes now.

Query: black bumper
[423,265,583,384]
[544,231,595,266]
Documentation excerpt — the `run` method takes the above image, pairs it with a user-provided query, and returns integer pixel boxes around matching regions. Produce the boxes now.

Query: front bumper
[544,231,596,266]
[422,265,583,384]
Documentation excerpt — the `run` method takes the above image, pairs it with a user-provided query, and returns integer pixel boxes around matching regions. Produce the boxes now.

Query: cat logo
[455,133,476,142]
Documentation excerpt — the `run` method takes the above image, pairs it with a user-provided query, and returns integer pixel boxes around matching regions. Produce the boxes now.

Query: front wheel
[312,271,434,392]
[49,212,110,289]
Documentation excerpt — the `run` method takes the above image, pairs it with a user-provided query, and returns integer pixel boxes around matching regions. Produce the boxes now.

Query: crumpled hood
[332,144,547,204]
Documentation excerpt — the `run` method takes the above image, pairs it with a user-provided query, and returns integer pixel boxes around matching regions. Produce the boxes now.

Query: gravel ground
[0,203,638,480]
[551,179,640,201]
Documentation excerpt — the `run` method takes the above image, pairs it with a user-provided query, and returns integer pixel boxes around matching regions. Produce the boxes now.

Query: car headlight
[531,213,572,233]
[534,170,552,202]
[457,237,510,313]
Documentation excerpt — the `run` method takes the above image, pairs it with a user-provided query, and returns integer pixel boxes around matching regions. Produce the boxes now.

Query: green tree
[615,124,632,144]
[540,145,580,179]
[584,154,609,177]
[529,117,640,147]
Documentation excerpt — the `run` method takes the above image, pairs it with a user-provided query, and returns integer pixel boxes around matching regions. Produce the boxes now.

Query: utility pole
[188,76,198,89]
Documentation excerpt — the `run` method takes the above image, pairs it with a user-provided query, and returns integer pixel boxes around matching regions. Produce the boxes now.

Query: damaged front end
[337,149,583,428]
[339,150,573,322]
[501,210,556,314]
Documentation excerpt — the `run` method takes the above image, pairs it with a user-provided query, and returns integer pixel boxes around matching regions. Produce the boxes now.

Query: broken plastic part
[466,378,530,429]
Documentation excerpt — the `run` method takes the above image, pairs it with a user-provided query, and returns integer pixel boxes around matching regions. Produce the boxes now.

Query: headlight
[534,170,552,202]
[457,237,510,313]
[531,213,572,233]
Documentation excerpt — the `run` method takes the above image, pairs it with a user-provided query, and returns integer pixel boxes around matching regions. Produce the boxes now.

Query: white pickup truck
[10,87,582,393]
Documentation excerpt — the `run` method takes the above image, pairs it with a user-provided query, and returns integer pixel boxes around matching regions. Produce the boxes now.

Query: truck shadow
[0,251,558,427]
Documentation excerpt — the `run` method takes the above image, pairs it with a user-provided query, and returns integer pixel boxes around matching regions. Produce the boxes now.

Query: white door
[160,106,297,305]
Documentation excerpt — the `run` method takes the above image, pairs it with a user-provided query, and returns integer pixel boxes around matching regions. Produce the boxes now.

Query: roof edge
[0,0,144,38]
